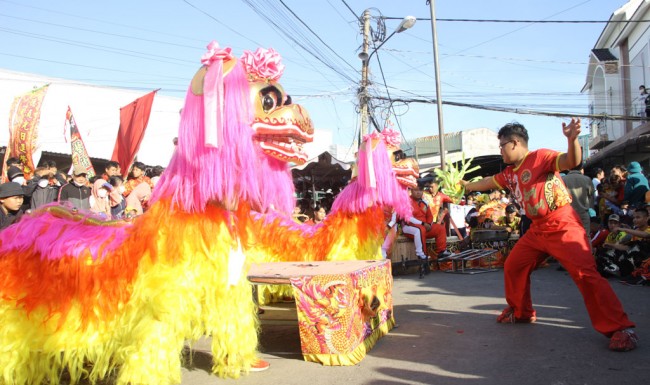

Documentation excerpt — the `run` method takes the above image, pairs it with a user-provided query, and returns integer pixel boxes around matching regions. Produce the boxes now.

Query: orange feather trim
[0,199,252,327]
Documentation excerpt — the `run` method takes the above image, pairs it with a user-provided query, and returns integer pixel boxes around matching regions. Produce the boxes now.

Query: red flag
[111,90,158,178]
[66,106,96,179]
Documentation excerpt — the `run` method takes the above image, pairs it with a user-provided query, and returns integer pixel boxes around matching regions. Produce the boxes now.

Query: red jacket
[591,229,610,250]
[409,198,433,225]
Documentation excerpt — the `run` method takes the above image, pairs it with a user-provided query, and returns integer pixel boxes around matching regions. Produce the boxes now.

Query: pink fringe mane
[150,61,295,213]
[331,138,411,219]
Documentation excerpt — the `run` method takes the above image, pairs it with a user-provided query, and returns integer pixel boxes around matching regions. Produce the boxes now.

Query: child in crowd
[589,216,609,251]
[291,206,308,223]
[305,205,326,225]
[90,181,113,219]
[595,214,628,276]
[605,209,650,277]
[619,201,633,227]
[496,204,520,235]
[108,175,126,219]
[0,182,25,230]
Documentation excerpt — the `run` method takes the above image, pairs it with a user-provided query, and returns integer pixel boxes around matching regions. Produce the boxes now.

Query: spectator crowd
[0,158,165,231]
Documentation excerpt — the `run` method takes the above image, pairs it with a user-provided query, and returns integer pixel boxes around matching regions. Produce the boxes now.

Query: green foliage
[433,153,481,204]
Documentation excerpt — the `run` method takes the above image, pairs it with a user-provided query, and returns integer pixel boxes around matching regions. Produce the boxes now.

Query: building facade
[583,0,650,173]
[404,127,500,171]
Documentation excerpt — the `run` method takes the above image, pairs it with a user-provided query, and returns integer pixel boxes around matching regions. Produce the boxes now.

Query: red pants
[505,205,634,336]
[403,223,447,256]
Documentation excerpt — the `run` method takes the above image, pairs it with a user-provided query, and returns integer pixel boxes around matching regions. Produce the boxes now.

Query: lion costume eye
[261,88,283,113]
[262,94,277,112]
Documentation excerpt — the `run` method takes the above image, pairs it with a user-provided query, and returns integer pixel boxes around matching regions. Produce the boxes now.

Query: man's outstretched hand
[562,117,581,140]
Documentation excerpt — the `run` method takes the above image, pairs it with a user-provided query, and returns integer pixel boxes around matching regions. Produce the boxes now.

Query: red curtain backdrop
[111,90,157,178]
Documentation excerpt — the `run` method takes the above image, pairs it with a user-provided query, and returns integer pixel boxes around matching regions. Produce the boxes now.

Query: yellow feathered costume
[0,41,313,384]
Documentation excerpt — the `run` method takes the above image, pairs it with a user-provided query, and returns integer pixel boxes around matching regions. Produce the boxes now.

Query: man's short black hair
[106,161,120,170]
[592,168,603,178]
[498,122,529,145]
[131,161,146,171]
[108,175,124,187]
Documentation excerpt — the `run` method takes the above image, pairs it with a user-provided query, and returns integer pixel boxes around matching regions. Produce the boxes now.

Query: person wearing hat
[57,164,91,211]
[603,214,628,246]
[595,214,629,277]
[7,165,25,185]
[624,161,648,209]
[604,209,650,275]
[6,164,39,211]
[496,203,521,235]
[0,182,26,230]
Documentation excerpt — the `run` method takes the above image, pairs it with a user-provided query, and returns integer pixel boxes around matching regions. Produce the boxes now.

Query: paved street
[181,263,649,385]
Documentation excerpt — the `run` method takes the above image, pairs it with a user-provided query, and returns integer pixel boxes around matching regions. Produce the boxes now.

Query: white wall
[460,127,499,157]
[413,127,499,169]
[302,129,333,161]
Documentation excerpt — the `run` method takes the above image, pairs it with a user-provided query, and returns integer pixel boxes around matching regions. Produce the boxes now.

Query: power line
[241,0,359,84]
[0,52,188,81]
[373,49,412,149]
[181,0,265,48]
[278,0,358,73]
[0,0,207,44]
[326,0,358,32]
[373,95,644,121]
[0,12,201,50]
[0,27,195,66]
[340,0,360,21]
[442,1,595,59]
[383,17,650,23]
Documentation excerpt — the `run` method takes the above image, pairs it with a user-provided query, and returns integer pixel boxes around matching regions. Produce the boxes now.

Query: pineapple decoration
[433,154,481,204]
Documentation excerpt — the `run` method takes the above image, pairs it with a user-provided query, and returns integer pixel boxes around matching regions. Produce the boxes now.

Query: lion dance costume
[0,39,417,384]
[0,41,314,384]
[251,129,415,264]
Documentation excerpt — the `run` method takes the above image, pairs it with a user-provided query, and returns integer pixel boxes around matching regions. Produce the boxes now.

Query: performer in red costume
[422,178,452,224]
[422,178,453,237]
[402,182,452,276]
[462,118,638,352]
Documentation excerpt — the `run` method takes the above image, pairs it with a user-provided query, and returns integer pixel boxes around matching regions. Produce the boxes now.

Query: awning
[291,151,352,193]
[585,124,650,168]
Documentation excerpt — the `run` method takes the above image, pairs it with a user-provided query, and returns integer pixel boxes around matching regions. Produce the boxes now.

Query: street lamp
[357,12,416,142]
[358,16,416,63]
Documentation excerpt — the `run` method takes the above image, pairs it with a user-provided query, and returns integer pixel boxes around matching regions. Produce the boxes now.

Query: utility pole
[358,9,371,146]
[429,0,446,170]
